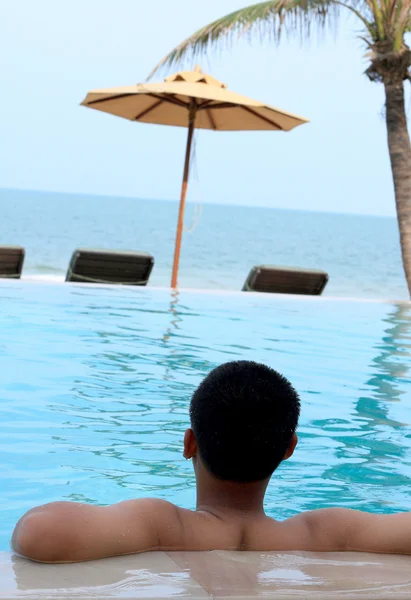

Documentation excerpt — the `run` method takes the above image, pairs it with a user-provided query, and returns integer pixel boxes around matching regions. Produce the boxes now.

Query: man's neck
[194,460,269,517]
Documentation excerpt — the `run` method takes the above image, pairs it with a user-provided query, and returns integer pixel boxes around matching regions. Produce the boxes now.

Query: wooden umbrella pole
[171,105,197,289]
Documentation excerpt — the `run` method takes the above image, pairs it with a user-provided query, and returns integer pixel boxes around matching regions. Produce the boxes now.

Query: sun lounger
[0,246,25,279]
[66,249,154,286]
[243,265,329,295]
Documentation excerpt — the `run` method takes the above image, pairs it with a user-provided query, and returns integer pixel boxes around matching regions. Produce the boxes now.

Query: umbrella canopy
[82,68,308,287]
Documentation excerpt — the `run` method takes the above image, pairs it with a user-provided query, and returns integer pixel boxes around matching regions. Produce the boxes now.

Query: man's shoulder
[133,498,198,529]
[133,498,194,518]
[133,499,214,549]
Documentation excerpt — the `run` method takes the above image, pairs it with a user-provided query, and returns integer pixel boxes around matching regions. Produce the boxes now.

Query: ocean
[0,187,407,300]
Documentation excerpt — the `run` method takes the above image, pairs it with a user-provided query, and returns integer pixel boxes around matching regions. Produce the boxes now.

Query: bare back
[164,506,314,553]
[161,503,411,556]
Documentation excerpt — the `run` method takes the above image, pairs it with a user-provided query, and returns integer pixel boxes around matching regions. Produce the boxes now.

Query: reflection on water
[366,304,411,405]
[162,290,182,346]
[10,553,194,594]
[315,304,411,509]
[64,289,197,505]
[354,305,411,453]
[1,282,411,548]
[10,550,411,595]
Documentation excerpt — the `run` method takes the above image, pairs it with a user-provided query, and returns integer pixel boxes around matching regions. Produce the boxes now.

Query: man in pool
[11,360,411,562]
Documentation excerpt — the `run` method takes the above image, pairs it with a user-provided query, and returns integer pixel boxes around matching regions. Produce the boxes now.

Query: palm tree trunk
[384,80,411,297]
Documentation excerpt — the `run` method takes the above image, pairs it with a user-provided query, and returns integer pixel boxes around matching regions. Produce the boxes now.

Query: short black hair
[190,361,300,483]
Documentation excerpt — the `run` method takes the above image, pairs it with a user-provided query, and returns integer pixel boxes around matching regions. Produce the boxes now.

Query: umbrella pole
[171,110,196,289]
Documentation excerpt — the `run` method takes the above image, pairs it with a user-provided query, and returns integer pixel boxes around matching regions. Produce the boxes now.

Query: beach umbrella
[81,67,308,289]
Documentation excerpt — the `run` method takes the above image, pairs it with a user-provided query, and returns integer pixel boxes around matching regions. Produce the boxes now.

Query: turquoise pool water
[1,282,411,550]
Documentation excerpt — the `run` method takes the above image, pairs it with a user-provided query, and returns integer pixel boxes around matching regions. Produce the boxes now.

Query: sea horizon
[1,186,397,220]
[0,187,406,300]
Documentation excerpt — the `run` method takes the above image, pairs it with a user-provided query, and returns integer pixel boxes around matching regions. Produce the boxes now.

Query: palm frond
[149,0,341,78]
[392,0,411,49]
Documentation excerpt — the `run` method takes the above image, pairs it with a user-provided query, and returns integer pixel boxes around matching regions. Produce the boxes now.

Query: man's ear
[283,433,298,461]
[183,428,197,459]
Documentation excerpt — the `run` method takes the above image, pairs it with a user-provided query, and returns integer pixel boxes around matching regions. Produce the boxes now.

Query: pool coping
[1,550,411,599]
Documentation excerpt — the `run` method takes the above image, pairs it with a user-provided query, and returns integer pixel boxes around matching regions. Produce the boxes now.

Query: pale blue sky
[0,0,406,216]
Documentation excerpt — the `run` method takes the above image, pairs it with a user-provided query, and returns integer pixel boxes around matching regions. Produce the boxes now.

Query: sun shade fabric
[0,246,25,279]
[81,68,309,289]
[81,70,308,132]
[66,249,154,286]
[243,265,329,295]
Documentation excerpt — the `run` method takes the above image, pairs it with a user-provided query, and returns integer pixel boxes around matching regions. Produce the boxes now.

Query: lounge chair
[243,265,329,295]
[0,246,25,279]
[66,249,154,286]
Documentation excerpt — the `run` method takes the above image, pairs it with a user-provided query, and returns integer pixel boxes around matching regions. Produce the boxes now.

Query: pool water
[1,282,411,550]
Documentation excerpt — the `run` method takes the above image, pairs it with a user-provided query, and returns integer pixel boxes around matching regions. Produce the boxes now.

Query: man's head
[184,361,300,483]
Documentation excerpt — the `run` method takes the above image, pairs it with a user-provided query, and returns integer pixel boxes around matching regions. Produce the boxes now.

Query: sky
[0,0,407,216]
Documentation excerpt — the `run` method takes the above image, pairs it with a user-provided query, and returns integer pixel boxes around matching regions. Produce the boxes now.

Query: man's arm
[298,508,411,554]
[12,499,182,563]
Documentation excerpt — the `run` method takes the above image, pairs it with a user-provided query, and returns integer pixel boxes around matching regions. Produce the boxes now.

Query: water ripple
[0,282,411,547]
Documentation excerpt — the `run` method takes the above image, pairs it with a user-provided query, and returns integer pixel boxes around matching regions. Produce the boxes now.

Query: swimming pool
[1,281,411,551]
